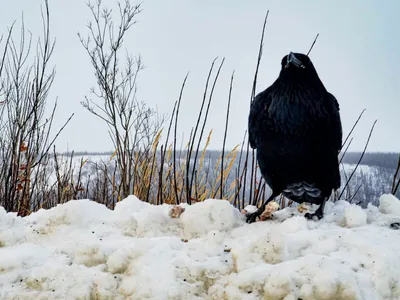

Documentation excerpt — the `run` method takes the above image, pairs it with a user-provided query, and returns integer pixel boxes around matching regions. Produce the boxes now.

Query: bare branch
[306,33,319,56]
[339,120,377,200]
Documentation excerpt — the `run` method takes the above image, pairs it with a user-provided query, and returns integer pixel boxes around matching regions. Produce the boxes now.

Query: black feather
[247,52,342,222]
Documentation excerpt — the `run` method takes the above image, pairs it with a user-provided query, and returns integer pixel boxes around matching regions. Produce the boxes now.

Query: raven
[247,52,342,223]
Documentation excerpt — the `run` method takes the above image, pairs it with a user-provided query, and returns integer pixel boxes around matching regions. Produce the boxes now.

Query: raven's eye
[300,65,306,69]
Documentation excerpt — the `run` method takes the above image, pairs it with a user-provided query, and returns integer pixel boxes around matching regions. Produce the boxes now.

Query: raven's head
[281,52,312,71]
[279,52,323,87]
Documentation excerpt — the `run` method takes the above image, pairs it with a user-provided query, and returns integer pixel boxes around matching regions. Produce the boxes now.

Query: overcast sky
[1,0,399,152]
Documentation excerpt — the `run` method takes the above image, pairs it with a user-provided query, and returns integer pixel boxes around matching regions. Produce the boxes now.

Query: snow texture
[1,194,400,299]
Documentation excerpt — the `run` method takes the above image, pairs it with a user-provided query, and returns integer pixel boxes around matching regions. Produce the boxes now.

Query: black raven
[247,52,342,223]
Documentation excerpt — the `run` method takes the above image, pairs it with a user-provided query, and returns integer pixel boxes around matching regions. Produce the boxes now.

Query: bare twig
[339,120,377,200]
[173,73,189,204]
[245,10,269,206]
[158,101,177,204]
[186,58,217,203]
[348,184,362,203]
[392,153,400,195]
[235,131,247,209]
[306,33,319,56]
[189,58,225,201]
[220,71,235,199]
[341,109,366,151]
[339,137,353,164]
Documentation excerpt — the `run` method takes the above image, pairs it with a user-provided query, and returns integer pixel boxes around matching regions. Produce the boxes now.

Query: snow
[344,204,367,228]
[1,195,400,299]
[379,193,400,215]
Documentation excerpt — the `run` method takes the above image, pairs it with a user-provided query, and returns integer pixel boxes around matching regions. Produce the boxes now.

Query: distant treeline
[341,152,400,170]
[60,151,114,156]
[59,151,400,170]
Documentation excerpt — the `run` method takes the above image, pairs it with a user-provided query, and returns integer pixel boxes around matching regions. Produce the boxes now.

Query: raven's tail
[282,182,323,204]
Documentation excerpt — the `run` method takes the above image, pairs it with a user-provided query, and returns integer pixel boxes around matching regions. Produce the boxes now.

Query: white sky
[1,0,399,152]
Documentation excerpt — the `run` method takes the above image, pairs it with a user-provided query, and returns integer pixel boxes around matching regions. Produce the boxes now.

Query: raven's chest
[266,91,326,136]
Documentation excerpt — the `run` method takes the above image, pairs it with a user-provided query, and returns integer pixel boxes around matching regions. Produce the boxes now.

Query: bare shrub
[78,0,164,203]
[0,0,73,215]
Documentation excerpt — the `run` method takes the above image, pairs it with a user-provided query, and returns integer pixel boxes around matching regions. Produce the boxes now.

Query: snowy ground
[1,195,400,299]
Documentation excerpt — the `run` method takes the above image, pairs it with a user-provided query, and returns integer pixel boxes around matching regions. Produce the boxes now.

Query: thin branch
[173,73,189,204]
[339,137,353,164]
[339,120,377,200]
[186,58,217,202]
[220,71,235,199]
[35,113,75,167]
[158,101,177,204]
[246,10,269,206]
[348,183,362,203]
[341,109,366,151]
[189,58,225,200]
[306,33,319,56]
[393,153,400,195]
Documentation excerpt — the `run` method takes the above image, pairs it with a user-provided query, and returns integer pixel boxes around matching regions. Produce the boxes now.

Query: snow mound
[344,204,367,228]
[379,193,400,215]
[181,199,242,238]
[1,195,400,299]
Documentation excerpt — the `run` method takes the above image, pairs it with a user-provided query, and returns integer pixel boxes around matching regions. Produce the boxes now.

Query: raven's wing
[326,93,342,152]
[248,89,271,149]
[322,92,342,190]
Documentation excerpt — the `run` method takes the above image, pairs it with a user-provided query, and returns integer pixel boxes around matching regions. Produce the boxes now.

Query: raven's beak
[286,52,304,68]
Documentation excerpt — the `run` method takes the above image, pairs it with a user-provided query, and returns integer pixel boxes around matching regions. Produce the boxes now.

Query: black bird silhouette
[247,52,342,223]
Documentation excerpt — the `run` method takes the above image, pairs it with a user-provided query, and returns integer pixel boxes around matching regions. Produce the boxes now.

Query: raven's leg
[246,192,278,224]
[305,197,327,220]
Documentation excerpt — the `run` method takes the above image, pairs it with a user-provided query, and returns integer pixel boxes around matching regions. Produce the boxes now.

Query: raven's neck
[276,71,326,93]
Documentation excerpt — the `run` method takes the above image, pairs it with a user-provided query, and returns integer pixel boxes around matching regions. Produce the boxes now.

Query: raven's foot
[390,222,400,230]
[304,210,324,221]
[246,209,263,224]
